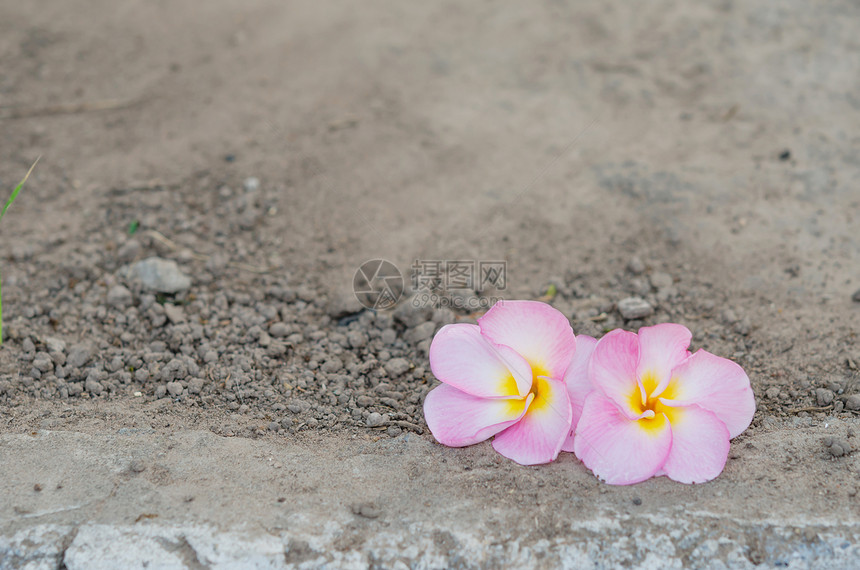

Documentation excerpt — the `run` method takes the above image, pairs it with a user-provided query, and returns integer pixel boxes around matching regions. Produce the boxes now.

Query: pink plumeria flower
[560,334,598,453]
[571,323,755,485]
[423,300,577,465]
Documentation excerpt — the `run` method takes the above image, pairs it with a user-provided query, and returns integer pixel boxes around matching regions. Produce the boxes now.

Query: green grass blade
[0,157,39,345]
[0,156,39,224]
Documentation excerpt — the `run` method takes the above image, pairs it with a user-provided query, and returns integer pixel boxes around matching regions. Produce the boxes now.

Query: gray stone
[381,329,397,345]
[269,322,289,337]
[257,332,271,347]
[407,321,436,343]
[188,378,205,394]
[243,177,260,192]
[393,294,433,327]
[327,288,363,318]
[166,381,184,396]
[385,358,411,377]
[44,337,66,354]
[32,352,53,373]
[627,256,646,275]
[321,357,343,374]
[617,297,653,320]
[366,412,386,427]
[432,308,456,325]
[734,317,752,336]
[160,358,188,382]
[816,388,834,406]
[116,239,142,263]
[162,303,186,324]
[649,272,673,291]
[107,357,124,373]
[21,338,35,353]
[106,285,133,308]
[85,377,103,395]
[67,344,93,368]
[124,257,191,293]
[347,330,367,348]
[845,394,860,411]
[720,309,739,324]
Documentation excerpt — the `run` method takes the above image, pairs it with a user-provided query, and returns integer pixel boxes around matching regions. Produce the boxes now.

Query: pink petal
[574,392,672,485]
[429,323,532,398]
[659,403,731,484]
[666,350,755,438]
[424,384,530,447]
[492,376,572,465]
[588,329,641,417]
[478,300,576,380]
[561,334,597,452]
[636,324,692,397]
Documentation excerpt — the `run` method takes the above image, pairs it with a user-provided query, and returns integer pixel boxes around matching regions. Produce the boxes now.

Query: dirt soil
[1,0,860,568]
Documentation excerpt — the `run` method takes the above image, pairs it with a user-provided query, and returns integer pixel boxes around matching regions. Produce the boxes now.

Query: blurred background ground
[1,0,859,567]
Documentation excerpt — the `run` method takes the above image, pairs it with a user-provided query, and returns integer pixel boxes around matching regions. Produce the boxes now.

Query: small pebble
[351,503,381,519]
[627,257,646,275]
[269,323,289,338]
[125,257,191,293]
[243,177,260,192]
[385,358,411,377]
[347,330,367,348]
[826,438,850,457]
[387,426,402,437]
[617,297,653,320]
[163,303,186,324]
[381,329,397,345]
[85,377,103,396]
[649,272,673,291]
[44,337,66,354]
[366,412,385,427]
[407,322,436,343]
[107,285,133,308]
[845,395,860,411]
[815,388,834,407]
[67,344,93,368]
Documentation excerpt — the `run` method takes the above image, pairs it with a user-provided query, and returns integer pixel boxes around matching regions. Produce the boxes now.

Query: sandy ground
[1,0,860,567]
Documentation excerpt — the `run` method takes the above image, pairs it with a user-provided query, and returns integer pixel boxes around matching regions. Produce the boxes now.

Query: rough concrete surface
[1,0,860,567]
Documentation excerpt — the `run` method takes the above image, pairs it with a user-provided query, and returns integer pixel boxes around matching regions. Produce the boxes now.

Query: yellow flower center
[502,361,551,416]
[527,375,551,414]
[629,370,681,435]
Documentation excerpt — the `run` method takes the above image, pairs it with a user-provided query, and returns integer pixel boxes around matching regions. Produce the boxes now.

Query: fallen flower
[572,323,755,484]
[560,333,597,453]
[424,300,576,465]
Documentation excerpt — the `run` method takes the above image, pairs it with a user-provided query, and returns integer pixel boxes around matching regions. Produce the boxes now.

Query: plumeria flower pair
[423,300,756,484]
